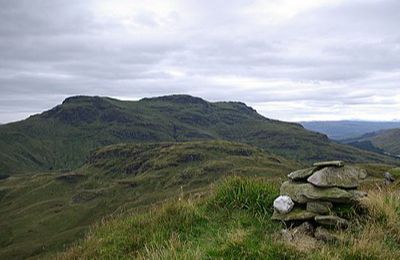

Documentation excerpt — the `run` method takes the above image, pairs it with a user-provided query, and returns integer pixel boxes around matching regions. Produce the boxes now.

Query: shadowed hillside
[344,128,400,157]
[0,95,396,174]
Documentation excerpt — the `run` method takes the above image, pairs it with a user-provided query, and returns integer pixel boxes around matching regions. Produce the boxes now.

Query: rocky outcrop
[273,161,367,241]
[272,161,367,243]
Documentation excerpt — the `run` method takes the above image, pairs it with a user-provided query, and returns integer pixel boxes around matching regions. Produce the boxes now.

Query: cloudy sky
[1,0,399,123]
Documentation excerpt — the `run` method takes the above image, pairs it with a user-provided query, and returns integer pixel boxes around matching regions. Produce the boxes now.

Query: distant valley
[301,120,400,140]
[343,128,400,157]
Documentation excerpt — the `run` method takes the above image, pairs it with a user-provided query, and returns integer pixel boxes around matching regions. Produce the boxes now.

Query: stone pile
[272,161,367,230]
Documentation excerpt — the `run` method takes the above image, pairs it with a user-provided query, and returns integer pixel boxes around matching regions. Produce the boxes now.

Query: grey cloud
[0,0,399,122]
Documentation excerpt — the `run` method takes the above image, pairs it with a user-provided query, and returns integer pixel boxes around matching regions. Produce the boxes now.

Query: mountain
[301,120,400,140]
[0,95,396,174]
[344,128,400,157]
[0,140,298,259]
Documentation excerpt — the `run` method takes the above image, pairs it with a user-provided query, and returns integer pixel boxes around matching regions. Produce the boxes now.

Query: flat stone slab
[272,208,317,221]
[348,190,367,201]
[313,161,344,168]
[280,181,353,204]
[288,167,316,181]
[307,166,362,188]
[315,215,349,228]
[306,201,333,214]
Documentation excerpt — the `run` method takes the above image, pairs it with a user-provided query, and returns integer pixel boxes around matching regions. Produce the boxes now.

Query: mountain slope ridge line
[0,94,397,174]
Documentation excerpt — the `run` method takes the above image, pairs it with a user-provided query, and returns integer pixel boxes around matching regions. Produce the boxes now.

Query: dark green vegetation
[1,95,396,174]
[344,128,400,157]
[301,120,400,140]
[0,141,297,259]
[59,176,400,259]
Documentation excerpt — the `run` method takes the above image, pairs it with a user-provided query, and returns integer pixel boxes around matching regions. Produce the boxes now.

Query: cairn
[272,161,367,235]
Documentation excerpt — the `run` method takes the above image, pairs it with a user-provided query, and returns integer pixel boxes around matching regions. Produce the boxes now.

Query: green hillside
[0,95,396,174]
[0,141,298,259]
[58,176,400,259]
[344,128,400,157]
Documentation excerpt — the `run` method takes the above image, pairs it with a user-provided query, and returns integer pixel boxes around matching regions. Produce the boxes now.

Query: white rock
[273,195,294,214]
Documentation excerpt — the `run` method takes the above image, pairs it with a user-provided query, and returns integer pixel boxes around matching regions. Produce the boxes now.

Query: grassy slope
[0,95,396,174]
[345,128,400,156]
[0,141,298,259]
[59,177,400,260]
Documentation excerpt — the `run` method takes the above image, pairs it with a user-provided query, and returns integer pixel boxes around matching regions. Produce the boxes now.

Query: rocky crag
[272,161,367,242]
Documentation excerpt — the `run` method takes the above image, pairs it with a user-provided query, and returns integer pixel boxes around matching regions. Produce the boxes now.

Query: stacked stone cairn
[272,161,368,241]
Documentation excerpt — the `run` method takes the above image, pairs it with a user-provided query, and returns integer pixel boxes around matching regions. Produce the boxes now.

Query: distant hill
[0,95,396,174]
[301,120,400,140]
[343,128,400,157]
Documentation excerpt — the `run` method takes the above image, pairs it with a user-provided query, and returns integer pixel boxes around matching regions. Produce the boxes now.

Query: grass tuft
[211,176,279,219]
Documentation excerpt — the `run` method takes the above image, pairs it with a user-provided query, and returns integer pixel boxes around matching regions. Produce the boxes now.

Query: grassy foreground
[0,141,297,259]
[58,177,400,259]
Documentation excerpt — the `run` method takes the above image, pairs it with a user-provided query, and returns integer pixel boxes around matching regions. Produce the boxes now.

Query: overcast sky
[0,0,399,123]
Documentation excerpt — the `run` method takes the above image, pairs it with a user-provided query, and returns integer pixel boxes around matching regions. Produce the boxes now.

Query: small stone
[280,181,353,204]
[314,227,338,242]
[384,172,395,183]
[273,195,295,214]
[280,229,294,242]
[348,190,368,201]
[294,221,315,236]
[315,215,349,228]
[306,201,333,214]
[359,169,368,179]
[288,167,315,180]
[279,225,321,252]
[272,208,317,221]
[313,161,344,168]
[307,166,362,188]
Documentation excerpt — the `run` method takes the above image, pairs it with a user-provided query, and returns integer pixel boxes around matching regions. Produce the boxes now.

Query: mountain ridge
[0,95,397,174]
